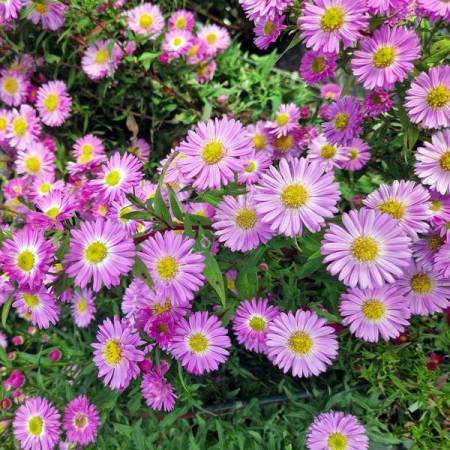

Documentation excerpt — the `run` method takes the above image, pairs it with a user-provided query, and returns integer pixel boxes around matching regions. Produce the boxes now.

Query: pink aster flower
[266,310,338,378]
[145,312,176,350]
[213,192,274,252]
[162,29,193,60]
[186,37,208,65]
[0,0,22,21]
[81,40,123,81]
[321,208,412,289]
[25,0,66,30]
[2,228,54,288]
[65,219,135,292]
[168,9,195,31]
[352,26,420,90]
[239,0,293,21]
[340,285,410,342]
[238,150,273,185]
[13,287,59,329]
[170,311,231,375]
[306,411,369,450]
[4,177,26,199]
[90,152,143,202]
[363,180,431,238]
[307,133,345,171]
[7,105,41,150]
[232,298,280,353]
[185,202,216,219]
[405,65,450,129]
[412,232,445,269]
[128,137,150,162]
[395,260,450,316]
[363,89,393,117]
[300,50,337,84]
[417,0,450,21]
[266,103,301,138]
[246,121,275,155]
[126,3,164,38]
[428,191,450,226]
[415,130,450,195]
[30,190,76,230]
[340,138,371,171]
[322,96,362,145]
[198,25,230,56]
[299,0,368,54]
[177,117,250,191]
[141,362,177,411]
[72,288,96,328]
[367,0,409,15]
[195,60,217,84]
[36,80,71,127]
[269,130,304,158]
[15,143,55,179]
[0,108,11,142]
[67,134,106,175]
[0,70,28,106]
[13,396,61,450]
[254,157,340,237]
[122,278,152,324]
[253,14,286,50]
[92,316,144,390]
[434,242,450,278]
[63,395,100,447]
[31,175,64,199]
[138,231,205,305]
[320,83,341,100]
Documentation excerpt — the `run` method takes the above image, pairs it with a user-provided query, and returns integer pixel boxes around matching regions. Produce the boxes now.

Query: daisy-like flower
[126,3,164,38]
[90,152,143,202]
[13,396,61,450]
[238,150,273,185]
[36,80,72,127]
[320,83,341,101]
[321,208,412,289]
[405,65,450,129]
[0,0,22,21]
[254,158,340,237]
[15,143,55,179]
[417,0,450,21]
[185,202,216,219]
[266,310,338,378]
[352,26,420,90]
[415,130,450,195]
[138,231,205,305]
[72,288,96,328]
[198,25,231,56]
[81,40,123,81]
[306,411,369,450]
[307,133,345,171]
[0,108,11,142]
[395,261,450,316]
[266,103,301,138]
[412,232,445,268]
[253,14,286,50]
[31,175,64,199]
[246,121,274,155]
[63,395,100,447]
[2,228,54,288]
[363,89,393,117]
[299,50,337,85]
[339,285,410,342]
[299,0,368,54]
[65,219,135,292]
[122,278,152,324]
[340,138,371,171]
[434,242,450,278]
[162,30,193,60]
[107,196,140,235]
[67,134,106,175]
[195,60,217,84]
[428,191,450,226]
[7,105,41,150]
[31,190,76,230]
[141,362,177,412]
[271,130,303,158]
[186,37,208,65]
[232,298,280,353]
[213,193,274,252]
[25,0,66,30]
[168,9,195,32]
[177,117,250,191]
[322,96,362,145]
[239,0,293,21]
[127,137,150,162]
[13,288,59,329]
[170,311,231,375]
[363,180,431,238]
[0,70,28,106]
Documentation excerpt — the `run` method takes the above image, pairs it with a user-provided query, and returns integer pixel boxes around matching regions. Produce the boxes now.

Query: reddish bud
[11,336,24,346]
[48,349,62,362]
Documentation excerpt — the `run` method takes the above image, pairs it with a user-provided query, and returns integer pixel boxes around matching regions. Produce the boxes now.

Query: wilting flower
[122,278,152,324]
[36,80,72,127]
[141,362,177,411]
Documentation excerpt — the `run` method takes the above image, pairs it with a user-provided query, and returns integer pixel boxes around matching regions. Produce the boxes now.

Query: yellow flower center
[74,413,88,429]
[188,332,209,353]
[27,416,44,437]
[249,315,266,331]
[201,141,225,165]
[320,6,345,32]
[276,112,290,127]
[430,200,442,212]
[311,56,326,73]
[175,16,186,29]
[23,293,40,309]
[43,93,59,112]
[172,36,184,47]
[45,206,60,219]
[288,331,313,356]
[3,77,18,94]
[0,116,7,131]
[139,13,153,29]
[439,151,450,171]
[152,298,172,315]
[244,161,257,173]
[263,20,274,35]
[274,134,294,152]
[39,182,52,194]
[351,236,379,262]
[77,299,87,313]
[12,117,28,136]
[33,2,48,14]
[362,298,386,321]
[187,44,199,57]
[349,148,359,160]
[77,144,94,164]
[281,184,309,209]
[252,134,266,150]
[156,256,179,280]
[427,234,444,252]
[410,273,432,294]
[320,144,337,159]
[378,199,405,220]
[373,46,396,69]
[98,204,108,215]
[327,432,348,450]
[25,155,41,174]
[235,208,257,230]
[17,250,36,272]
[334,113,349,130]
[104,169,122,187]
[95,48,109,65]
[206,33,218,45]
[426,85,450,109]
[84,241,108,264]
[103,339,122,365]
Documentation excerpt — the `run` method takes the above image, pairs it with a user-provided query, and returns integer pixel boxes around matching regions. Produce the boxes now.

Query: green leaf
[153,187,173,226]
[236,267,258,300]
[168,187,185,222]
[297,253,323,278]
[1,297,12,328]
[139,52,159,70]
[203,251,226,306]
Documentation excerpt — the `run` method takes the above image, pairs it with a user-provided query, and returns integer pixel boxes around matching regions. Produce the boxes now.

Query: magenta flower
[0,69,28,106]
[266,103,301,138]
[363,89,393,117]
[412,232,445,269]
[367,0,409,15]
[36,80,72,127]
[122,278,152,324]
[238,150,273,185]
[254,158,340,237]
[170,311,231,375]
[307,133,345,171]
[162,30,193,60]
[7,105,41,150]
[246,121,274,155]
[434,242,450,278]
[266,310,338,378]
[126,3,164,38]
[141,362,177,411]
[92,316,144,390]
[300,50,337,84]
[253,14,286,50]
[128,137,150,162]
[321,208,412,289]
[81,40,123,81]
[15,142,55,179]
[198,25,231,56]
[320,83,341,100]
[239,0,293,20]
[340,138,371,171]
[72,288,96,328]
[25,0,66,30]
[67,134,106,175]
[0,108,11,142]
[417,0,450,21]
[168,9,195,31]
[0,0,22,21]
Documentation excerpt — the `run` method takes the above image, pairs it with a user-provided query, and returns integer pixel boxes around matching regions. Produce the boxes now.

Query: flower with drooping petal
[126,3,164,38]
[168,9,195,31]
[266,309,338,378]
[170,311,231,375]
[238,150,273,185]
[412,232,445,269]
[363,89,393,117]
[81,39,123,81]
[92,316,144,390]
[307,133,345,171]
[72,288,96,328]
[266,103,301,138]
[239,0,293,20]
[7,105,41,150]
[65,219,135,292]
[36,80,72,127]
[0,69,28,106]
[127,137,150,162]
[417,0,450,21]
[253,14,286,50]
[321,208,412,289]
[198,25,231,55]
[320,83,341,100]
[0,0,22,21]
[300,50,337,84]
[13,396,61,450]
[141,362,177,411]
[15,142,55,179]
[24,0,66,30]
[254,157,340,237]
[306,411,369,450]
[340,138,371,171]
[67,134,106,175]
[122,278,152,324]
